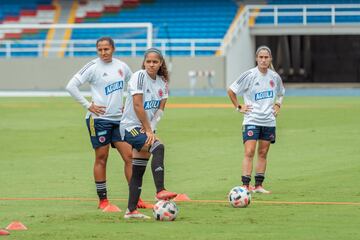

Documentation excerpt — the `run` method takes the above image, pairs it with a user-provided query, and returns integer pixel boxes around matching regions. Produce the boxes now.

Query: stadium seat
[71,0,238,56]
[0,0,55,42]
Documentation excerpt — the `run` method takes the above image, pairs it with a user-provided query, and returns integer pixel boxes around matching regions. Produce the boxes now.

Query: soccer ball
[153,200,179,221]
[228,186,251,208]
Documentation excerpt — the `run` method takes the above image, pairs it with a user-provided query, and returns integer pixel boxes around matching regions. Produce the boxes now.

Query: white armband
[150,109,164,131]
[276,95,284,106]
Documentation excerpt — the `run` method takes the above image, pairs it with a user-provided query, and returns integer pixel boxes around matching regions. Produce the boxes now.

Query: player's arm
[227,88,240,109]
[66,62,106,116]
[150,99,167,131]
[66,77,91,110]
[133,93,155,145]
[273,74,285,116]
[227,88,252,113]
[228,71,253,113]
[66,77,105,116]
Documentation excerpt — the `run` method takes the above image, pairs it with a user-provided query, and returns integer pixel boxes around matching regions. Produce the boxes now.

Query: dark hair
[142,48,169,82]
[96,37,115,49]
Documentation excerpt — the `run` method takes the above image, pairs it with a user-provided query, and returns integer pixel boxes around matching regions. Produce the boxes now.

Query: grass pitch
[0,96,359,240]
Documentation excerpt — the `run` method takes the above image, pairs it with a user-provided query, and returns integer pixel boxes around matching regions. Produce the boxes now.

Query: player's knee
[124,157,132,166]
[122,152,132,164]
[95,154,108,166]
[258,149,269,159]
[149,141,164,153]
[244,150,255,159]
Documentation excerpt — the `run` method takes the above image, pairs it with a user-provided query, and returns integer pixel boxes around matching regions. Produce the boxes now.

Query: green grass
[0,96,360,240]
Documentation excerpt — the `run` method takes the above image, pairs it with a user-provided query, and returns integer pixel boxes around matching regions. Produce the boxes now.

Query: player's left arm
[273,74,285,116]
[150,81,168,131]
[150,99,167,131]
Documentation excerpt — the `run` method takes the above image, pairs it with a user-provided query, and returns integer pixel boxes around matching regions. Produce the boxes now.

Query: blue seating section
[71,0,238,56]
[0,0,51,22]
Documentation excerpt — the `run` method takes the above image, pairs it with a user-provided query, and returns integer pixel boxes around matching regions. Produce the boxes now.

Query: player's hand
[238,104,253,114]
[88,102,106,116]
[145,130,156,145]
[273,104,280,117]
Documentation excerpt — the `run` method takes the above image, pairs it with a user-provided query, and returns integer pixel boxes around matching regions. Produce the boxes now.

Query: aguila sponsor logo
[144,100,160,110]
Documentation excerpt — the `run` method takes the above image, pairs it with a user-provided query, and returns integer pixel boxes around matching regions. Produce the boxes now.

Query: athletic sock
[255,173,265,187]
[150,141,165,193]
[95,181,107,200]
[241,175,251,186]
[127,158,148,212]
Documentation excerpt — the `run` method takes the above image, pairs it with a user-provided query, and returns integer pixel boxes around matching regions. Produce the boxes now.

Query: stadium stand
[0,0,55,40]
[69,0,238,56]
[0,0,238,57]
[0,0,56,57]
[2,0,360,58]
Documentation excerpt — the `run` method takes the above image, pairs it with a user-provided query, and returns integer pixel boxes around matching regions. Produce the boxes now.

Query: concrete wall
[0,56,225,90]
[225,25,255,87]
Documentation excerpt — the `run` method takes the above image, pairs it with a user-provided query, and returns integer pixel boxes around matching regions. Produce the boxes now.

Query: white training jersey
[121,70,168,132]
[229,67,285,127]
[67,58,132,121]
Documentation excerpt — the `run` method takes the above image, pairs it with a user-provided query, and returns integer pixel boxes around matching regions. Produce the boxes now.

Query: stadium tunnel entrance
[256,35,360,83]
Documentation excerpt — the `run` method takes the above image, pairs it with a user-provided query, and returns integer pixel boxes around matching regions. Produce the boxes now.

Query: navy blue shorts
[242,125,276,144]
[124,127,147,152]
[86,117,123,149]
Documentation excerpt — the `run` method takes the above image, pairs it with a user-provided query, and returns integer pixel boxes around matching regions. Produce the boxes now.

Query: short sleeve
[128,71,145,96]
[73,61,96,84]
[229,70,252,95]
[124,63,133,83]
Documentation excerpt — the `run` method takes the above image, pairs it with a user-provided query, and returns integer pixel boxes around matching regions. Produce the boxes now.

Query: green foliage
[0,96,359,239]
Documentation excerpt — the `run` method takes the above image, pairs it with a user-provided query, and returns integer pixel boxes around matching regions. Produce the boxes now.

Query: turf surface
[0,96,359,239]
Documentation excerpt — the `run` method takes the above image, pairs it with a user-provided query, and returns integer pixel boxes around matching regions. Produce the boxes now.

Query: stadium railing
[221,4,360,54]
[250,4,360,25]
[0,38,222,58]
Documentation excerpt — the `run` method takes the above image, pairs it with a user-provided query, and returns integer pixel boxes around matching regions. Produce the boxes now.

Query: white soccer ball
[153,200,179,221]
[228,186,251,208]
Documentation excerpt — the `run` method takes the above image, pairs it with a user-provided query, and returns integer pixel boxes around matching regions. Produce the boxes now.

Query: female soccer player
[66,37,149,209]
[120,48,177,219]
[227,45,285,194]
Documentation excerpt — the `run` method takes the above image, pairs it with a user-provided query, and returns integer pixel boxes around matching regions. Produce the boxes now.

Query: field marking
[167,103,233,108]
[1,197,359,206]
[166,103,358,109]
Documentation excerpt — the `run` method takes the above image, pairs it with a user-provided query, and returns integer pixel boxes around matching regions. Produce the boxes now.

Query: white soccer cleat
[124,209,151,219]
[252,185,271,194]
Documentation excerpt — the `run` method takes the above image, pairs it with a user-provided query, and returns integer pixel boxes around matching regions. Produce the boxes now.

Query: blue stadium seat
[71,0,238,56]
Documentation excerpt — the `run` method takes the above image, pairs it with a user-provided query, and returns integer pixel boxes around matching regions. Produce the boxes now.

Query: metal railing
[0,38,222,58]
[220,4,360,54]
[247,4,360,26]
